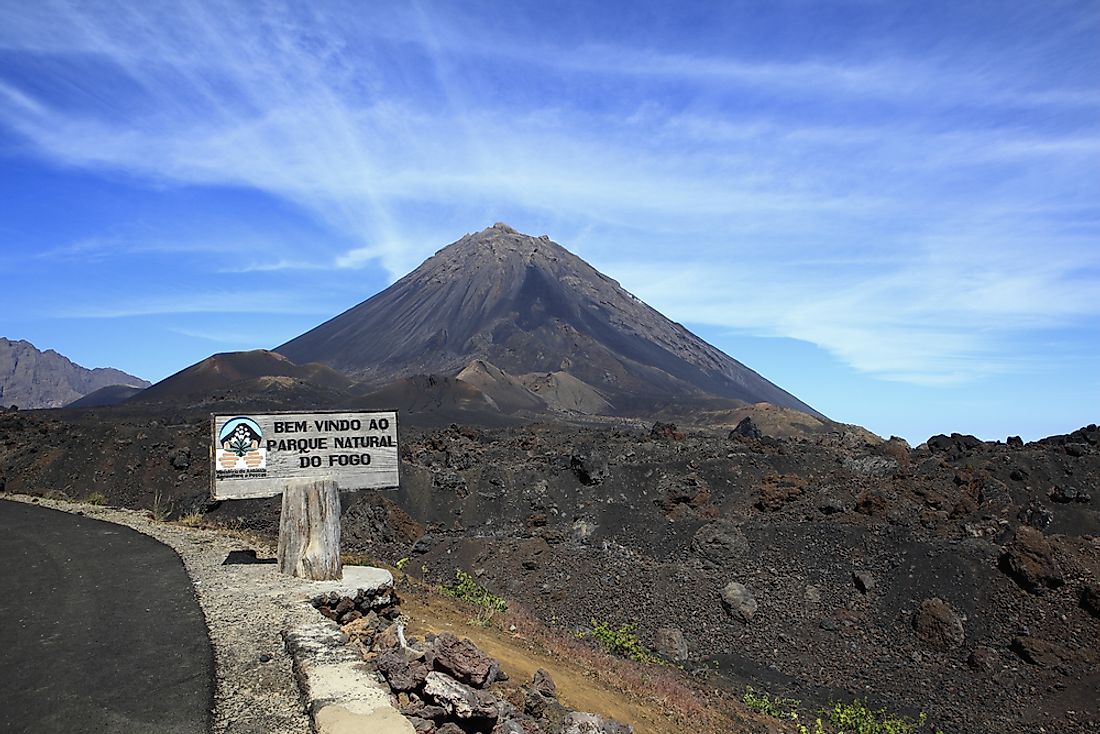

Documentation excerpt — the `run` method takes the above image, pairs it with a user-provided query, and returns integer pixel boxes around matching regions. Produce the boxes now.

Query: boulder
[1000,527,1064,594]
[1049,485,1091,503]
[375,622,403,651]
[570,447,609,486]
[1010,636,1065,668]
[405,717,435,734]
[690,521,748,563]
[852,571,875,594]
[927,433,982,456]
[429,632,500,689]
[375,648,428,692]
[729,417,761,440]
[912,598,964,650]
[560,712,633,734]
[654,474,713,517]
[169,447,191,470]
[411,534,435,555]
[967,647,999,673]
[423,671,500,720]
[401,703,449,721]
[493,718,544,734]
[720,582,758,623]
[1017,502,1053,530]
[524,689,569,728]
[531,668,557,699]
[649,422,684,441]
[653,627,689,662]
[843,455,898,478]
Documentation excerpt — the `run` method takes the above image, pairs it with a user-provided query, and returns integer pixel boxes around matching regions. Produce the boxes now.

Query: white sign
[211,411,399,500]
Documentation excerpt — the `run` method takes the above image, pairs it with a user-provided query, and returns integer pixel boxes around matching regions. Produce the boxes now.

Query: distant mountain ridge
[0,337,149,409]
[278,223,822,418]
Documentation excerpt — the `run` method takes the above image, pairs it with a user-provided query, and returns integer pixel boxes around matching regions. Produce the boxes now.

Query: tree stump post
[277,479,342,580]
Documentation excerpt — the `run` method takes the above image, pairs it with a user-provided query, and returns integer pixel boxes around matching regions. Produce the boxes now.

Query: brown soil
[398,584,768,734]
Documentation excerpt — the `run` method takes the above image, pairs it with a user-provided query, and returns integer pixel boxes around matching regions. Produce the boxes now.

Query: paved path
[0,500,214,734]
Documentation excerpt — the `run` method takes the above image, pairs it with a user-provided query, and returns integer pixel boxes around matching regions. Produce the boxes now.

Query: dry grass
[216,526,277,553]
[341,551,379,567]
[150,486,172,522]
[168,515,276,554]
[174,511,206,527]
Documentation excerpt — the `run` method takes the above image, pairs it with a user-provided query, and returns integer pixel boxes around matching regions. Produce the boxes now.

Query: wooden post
[278,479,343,580]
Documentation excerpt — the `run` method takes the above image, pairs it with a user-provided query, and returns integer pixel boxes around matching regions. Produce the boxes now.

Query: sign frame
[209,408,401,501]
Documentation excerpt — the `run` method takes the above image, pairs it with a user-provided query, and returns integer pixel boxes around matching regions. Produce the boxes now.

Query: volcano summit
[279,223,819,419]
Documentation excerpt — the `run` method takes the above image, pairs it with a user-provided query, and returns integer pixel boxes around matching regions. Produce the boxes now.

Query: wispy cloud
[56,289,335,319]
[1,1,1097,385]
[604,221,1100,385]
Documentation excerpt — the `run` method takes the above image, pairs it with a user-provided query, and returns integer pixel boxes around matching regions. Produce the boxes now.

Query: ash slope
[278,223,820,418]
[130,349,353,409]
[0,337,149,409]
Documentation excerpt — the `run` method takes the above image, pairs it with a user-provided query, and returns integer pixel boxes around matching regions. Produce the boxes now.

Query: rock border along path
[1,493,409,734]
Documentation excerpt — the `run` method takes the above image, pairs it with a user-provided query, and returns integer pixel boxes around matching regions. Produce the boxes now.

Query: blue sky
[1,0,1098,442]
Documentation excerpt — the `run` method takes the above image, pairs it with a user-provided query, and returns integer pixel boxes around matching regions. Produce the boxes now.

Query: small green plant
[395,556,409,570]
[797,719,827,734]
[742,687,801,720]
[44,489,71,502]
[587,619,660,664]
[440,569,507,612]
[825,700,926,734]
[80,492,107,506]
[740,687,935,734]
[468,605,498,628]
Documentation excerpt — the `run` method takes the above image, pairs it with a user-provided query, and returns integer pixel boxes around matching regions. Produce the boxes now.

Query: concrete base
[315,703,415,734]
[283,566,412,734]
[288,565,394,599]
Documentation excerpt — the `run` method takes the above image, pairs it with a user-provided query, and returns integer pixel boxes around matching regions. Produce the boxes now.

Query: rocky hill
[0,337,149,409]
[278,223,820,419]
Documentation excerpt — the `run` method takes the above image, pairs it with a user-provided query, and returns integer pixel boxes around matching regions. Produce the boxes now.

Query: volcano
[278,223,820,418]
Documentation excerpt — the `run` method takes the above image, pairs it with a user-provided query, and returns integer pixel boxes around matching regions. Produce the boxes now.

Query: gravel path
[2,493,319,734]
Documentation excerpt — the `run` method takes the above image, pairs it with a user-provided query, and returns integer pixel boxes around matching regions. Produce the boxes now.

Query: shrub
[741,688,935,734]
[587,619,660,664]
[742,687,800,720]
[825,700,926,734]
[440,569,507,612]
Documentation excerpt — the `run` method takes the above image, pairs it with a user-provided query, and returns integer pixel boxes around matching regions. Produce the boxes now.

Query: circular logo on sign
[218,417,265,469]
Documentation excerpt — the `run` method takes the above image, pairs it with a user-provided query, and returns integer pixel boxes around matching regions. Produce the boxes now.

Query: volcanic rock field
[2,406,1097,733]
